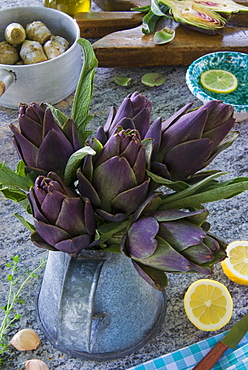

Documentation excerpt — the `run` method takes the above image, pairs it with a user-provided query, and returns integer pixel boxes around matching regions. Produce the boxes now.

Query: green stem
[0,258,46,356]
[0,259,18,343]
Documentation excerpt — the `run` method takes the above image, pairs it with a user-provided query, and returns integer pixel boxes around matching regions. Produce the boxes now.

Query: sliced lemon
[184,279,233,331]
[200,69,238,94]
[221,240,248,285]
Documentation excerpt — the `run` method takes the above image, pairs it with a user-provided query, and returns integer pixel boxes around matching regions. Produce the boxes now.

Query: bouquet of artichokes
[1,39,248,291]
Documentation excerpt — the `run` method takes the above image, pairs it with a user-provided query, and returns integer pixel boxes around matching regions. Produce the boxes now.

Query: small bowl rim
[186,51,248,113]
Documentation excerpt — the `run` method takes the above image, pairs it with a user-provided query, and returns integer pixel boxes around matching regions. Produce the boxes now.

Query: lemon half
[200,69,238,94]
[221,240,248,285]
[184,279,233,331]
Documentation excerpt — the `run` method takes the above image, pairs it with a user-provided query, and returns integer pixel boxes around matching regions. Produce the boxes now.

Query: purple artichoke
[122,209,227,290]
[94,93,236,183]
[10,102,80,177]
[28,172,96,255]
[151,100,236,181]
[77,129,150,222]
[95,92,152,145]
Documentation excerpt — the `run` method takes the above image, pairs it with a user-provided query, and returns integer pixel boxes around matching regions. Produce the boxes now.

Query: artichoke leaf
[64,146,96,185]
[161,177,248,209]
[97,219,129,243]
[46,103,69,127]
[146,169,190,191]
[142,9,162,34]
[151,0,170,16]
[132,260,168,290]
[160,171,226,204]
[114,76,132,86]
[154,27,175,44]
[138,2,172,34]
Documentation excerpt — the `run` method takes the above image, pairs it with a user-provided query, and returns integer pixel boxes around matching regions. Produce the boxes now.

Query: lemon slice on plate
[184,279,233,331]
[200,69,238,94]
[221,240,248,285]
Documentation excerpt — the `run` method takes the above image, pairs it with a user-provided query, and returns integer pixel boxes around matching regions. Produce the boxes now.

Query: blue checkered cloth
[127,332,248,370]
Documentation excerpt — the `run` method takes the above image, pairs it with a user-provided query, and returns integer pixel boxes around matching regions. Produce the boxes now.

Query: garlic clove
[9,328,40,351]
[25,359,50,370]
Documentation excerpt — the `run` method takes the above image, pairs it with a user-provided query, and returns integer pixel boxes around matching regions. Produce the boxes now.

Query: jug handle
[0,69,15,96]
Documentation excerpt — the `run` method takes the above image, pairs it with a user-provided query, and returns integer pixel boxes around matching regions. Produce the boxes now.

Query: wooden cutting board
[76,0,248,67]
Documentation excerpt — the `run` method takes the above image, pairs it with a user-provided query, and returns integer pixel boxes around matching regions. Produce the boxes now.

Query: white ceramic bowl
[0,6,82,109]
[186,51,248,122]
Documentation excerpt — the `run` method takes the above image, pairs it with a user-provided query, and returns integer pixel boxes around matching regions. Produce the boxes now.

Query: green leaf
[114,76,132,86]
[0,162,34,192]
[11,255,20,263]
[81,130,93,144]
[98,220,129,244]
[142,9,161,34]
[46,104,69,127]
[154,27,175,44]
[64,146,96,185]
[131,5,151,12]
[7,275,13,282]
[72,39,98,139]
[139,1,171,34]
[0,186,26,202]
[161,177,248,208]
[16,161,26,177]
[90,138,103,154]
[102,244,121,253]
[147,170,189,191]
[14,213,35,232]
[141,72,166,87]
[161,171,226,203]
[151,0,170,16]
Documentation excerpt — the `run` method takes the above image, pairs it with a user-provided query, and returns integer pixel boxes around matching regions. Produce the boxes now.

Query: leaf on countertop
[114,76,132,86]
[141,72,167,87]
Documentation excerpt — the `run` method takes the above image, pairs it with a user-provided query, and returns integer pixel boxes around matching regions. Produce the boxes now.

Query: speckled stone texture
[0,1,248,369]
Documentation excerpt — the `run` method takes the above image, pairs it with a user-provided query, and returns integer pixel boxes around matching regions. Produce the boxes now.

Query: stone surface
[0,0,248,369]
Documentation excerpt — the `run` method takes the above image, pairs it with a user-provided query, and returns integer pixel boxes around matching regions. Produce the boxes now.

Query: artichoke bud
[26,21,52,45]
[20,40,48,64]
[4,22,26,46]
[159,0,226,33]
[44,35,69,59]
[0,41,19,65]
[9,328,40,351]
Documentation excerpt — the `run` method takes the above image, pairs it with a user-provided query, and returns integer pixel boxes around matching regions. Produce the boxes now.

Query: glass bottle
[43,0,91,17]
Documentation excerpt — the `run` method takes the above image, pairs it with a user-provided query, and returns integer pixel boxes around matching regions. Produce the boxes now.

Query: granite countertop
[0,1,248,369]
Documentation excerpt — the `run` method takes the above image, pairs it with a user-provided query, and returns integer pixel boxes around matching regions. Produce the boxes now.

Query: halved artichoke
[193,0,248,14]
[158,0,227,33]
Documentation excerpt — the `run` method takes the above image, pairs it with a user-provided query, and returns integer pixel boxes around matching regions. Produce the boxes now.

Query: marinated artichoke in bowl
[0,20,69,65]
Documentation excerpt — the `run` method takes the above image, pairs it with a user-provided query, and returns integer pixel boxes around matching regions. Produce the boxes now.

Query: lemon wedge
[221,240,248,285]
[200,69,238,94]
[184,279,233,331]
